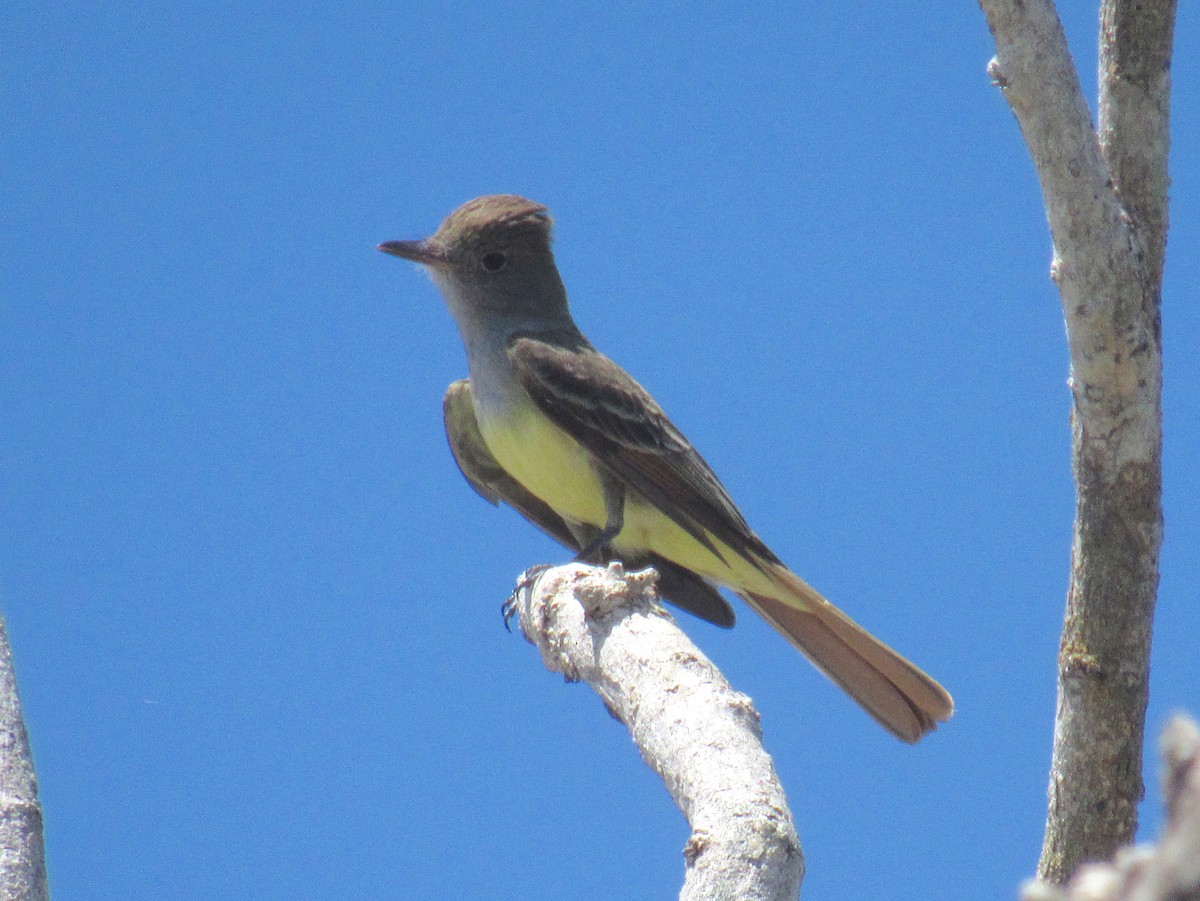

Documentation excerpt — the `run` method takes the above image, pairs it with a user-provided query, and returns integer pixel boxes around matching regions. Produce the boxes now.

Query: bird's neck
[434,278,581,417]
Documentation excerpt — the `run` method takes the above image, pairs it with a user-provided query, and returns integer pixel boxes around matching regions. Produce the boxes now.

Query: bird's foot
[503,564,554,632]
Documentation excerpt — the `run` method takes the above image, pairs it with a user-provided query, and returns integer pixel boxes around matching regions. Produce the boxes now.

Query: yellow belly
[477,398,782,597]
[477,402,607,527]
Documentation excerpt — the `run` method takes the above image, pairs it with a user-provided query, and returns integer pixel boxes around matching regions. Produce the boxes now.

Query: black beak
[376,238,447,266]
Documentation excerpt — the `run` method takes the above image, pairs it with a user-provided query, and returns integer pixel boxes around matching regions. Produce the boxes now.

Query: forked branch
[978,0,1174,883]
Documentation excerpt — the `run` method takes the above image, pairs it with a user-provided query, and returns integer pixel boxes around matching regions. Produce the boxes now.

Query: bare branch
[511,562,803,901]
[978,0,1173,882]
[1100,0,1176,284]
[0,618,49,901]
[1021,715,1200,901]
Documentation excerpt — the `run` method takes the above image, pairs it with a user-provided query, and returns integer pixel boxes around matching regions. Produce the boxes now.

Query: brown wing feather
[506,333,779,567]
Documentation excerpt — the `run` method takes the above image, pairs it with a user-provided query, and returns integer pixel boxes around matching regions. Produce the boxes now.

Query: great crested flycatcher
[379,194,952,742]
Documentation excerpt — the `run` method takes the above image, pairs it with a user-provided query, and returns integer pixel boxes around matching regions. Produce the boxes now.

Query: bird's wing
[443,378,735,627]
[506,333,780,568]
[444,378,579,547]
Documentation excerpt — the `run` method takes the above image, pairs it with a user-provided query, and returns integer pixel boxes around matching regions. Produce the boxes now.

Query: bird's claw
[503,564,554,632]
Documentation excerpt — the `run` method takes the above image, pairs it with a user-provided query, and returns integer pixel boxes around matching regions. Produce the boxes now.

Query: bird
[379,194,953,742]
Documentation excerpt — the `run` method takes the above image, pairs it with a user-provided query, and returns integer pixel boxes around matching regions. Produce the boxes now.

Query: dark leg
[575,475,625,562]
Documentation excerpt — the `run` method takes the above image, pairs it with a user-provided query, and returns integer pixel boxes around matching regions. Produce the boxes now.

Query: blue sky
[3,3,1197,899]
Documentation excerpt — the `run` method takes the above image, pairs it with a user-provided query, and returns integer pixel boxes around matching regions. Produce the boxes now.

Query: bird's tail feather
[740,565,953,743]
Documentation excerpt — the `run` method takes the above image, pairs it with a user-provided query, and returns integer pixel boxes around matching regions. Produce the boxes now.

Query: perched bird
[380,195,953,742]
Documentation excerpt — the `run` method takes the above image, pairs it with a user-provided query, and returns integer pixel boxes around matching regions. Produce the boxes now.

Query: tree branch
[0,618,49,901]
[977,0,1173,883]
[1021,715,1200,901]
[510,562,803,901]
[1099,0,1175,285]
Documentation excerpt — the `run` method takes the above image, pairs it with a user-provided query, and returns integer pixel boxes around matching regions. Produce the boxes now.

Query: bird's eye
[480,252,508,272]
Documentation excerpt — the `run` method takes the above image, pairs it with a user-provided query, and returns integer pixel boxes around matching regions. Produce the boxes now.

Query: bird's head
[378,195,567,321]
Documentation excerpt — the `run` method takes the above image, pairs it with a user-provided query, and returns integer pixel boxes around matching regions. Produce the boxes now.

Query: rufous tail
[741,566,953,743]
